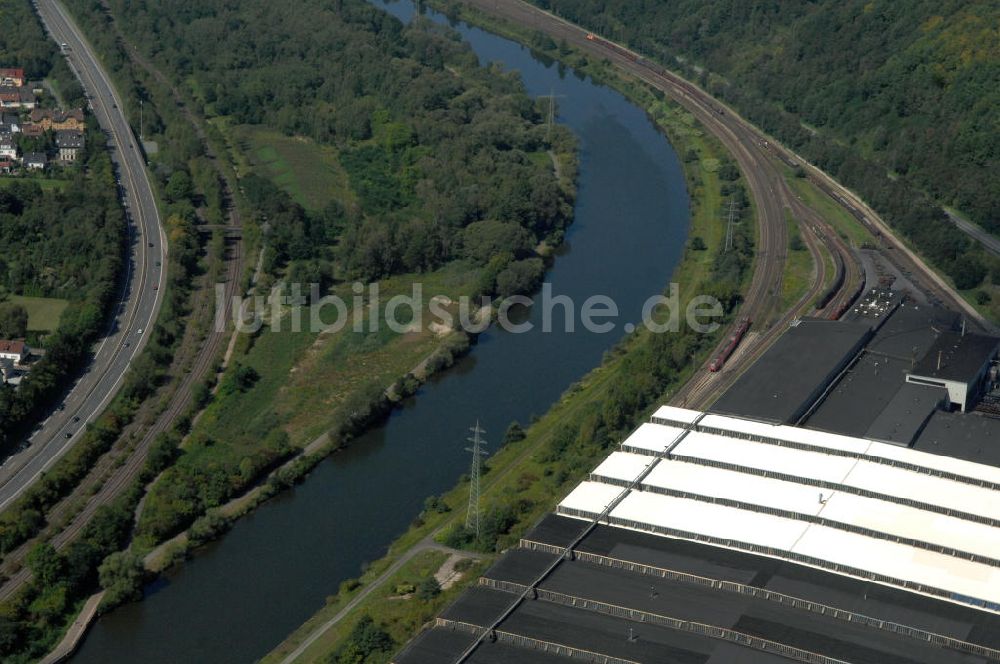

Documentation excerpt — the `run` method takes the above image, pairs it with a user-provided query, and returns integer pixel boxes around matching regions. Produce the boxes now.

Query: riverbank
[260,9,750,661]
[67,0,708,657]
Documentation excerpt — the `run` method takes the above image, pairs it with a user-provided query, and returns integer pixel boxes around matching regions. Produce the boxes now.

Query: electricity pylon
[465,422,488,538]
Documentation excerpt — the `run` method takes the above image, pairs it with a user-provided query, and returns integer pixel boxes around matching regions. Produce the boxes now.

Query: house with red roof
[0,68,25,87]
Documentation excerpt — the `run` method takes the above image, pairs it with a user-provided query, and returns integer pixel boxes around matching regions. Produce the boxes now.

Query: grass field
[780,210,816,312]
[785,171,872,247]
[8,295,69,331]
[264,550,487,663]
[230,125,354,211]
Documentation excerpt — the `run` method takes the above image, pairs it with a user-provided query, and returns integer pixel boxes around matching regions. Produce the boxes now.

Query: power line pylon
[465,421,488,538]
[724,198,737,253]
[538,88,565,142]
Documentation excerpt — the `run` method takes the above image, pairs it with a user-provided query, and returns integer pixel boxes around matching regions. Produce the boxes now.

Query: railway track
[0,3,248,599]
[454,0,865,412]
[458,0,990,417]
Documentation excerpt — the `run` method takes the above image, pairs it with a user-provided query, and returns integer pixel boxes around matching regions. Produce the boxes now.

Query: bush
[98,551,146,610]
[416,576,441,600]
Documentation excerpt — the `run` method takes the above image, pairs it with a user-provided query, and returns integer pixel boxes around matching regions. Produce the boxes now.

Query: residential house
[0,159,14,174]
[56,130,85,161]
[29,108,84,132]
[0,86,35,109]
[23,152,46,170]
[0,340,29,363]
[0,68,25,87]
[0,137,16,161]
[0,112,19,133]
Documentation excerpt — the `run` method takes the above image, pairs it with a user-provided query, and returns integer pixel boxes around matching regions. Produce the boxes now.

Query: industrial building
[709,292,1000,454]
[400,294,1000,663]
[398,405,1000,663]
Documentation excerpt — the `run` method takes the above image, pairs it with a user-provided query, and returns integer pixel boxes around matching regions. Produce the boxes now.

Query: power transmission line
[465,421,488,538]
[537,89,565,141]
[724,198,737,253]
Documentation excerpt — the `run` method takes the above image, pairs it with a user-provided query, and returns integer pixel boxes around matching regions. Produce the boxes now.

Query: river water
[72,1,689,661]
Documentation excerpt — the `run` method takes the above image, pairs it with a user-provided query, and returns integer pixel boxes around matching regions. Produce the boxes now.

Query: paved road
[0,0,166,510]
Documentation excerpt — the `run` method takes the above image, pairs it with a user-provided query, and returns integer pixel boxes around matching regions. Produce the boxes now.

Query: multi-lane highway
[0,0,166,510]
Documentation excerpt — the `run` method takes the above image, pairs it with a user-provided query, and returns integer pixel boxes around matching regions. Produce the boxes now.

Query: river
[72,1,689,661]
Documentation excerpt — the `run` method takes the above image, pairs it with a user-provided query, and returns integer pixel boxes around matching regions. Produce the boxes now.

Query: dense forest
[536,0,1000,291]
[102,0,575,292]
[0,157,121,300]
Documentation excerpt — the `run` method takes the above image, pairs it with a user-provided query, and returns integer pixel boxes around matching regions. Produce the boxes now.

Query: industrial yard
[398,291,1000,663]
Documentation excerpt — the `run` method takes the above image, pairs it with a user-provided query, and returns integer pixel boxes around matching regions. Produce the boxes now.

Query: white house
[0,340,28,363]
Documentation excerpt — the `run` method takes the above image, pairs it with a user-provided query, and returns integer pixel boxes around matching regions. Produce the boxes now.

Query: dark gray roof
[55,130,84,148]
[710,318,872,424]
[806,353,913,437]
[398,514,1000,663]
[23,151,46,164]
[910,331,999,383]
[914,410,1000,466]
[864,381,947,445]
[865,301,959,360]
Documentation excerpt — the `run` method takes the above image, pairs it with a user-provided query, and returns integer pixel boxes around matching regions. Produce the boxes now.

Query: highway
[0,0,166,511]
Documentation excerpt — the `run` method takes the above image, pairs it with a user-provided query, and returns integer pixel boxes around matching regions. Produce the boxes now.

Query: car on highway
[64,432,72,439]
[72,416,80,423]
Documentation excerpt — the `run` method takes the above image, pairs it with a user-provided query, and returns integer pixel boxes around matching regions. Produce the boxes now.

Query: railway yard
[457,0,988,413]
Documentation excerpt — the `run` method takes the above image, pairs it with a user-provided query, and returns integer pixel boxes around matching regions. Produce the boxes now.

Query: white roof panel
[819,492,1000,561]
[563,407,1000,612]
[619,422,689,456]
[610,491,810,551]
[870,441,1000,487]
[700,413,870,455]
[591,452,656,483]
[672,431,859,484]
[558,481,623,516]
[703,412,1000,488]
[843,460,1000,523]
[791,524,1000,607]
[651,404,701,425]
[643,461,829,517]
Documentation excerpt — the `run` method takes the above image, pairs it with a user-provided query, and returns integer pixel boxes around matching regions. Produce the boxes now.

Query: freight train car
[708,318,751,372]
